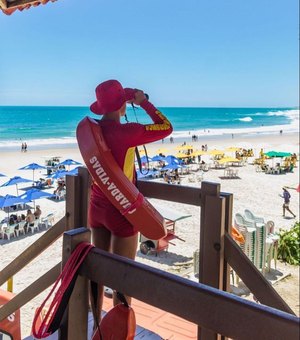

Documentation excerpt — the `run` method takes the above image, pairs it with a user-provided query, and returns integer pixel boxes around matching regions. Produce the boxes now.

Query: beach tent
[0,176,32,195]
[0,0,58,15]
[264,151,292,158]
[18,188,54,209]
[18,163,47,184]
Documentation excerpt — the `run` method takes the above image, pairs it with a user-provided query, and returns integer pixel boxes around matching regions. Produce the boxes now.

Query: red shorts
[88,193,137,238]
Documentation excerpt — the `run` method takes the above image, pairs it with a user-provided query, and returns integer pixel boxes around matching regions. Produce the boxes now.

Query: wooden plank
[224,233,295,315]
[79,248,299,340]
[65,175,82,230]
[137,180,202,206]
[0,263,60,321]
[78,167,91,227]
[198,189,225,340]
[60,228,91,340]
[0,0,7,10]
[221,193,233,293]
[0,216,66,286]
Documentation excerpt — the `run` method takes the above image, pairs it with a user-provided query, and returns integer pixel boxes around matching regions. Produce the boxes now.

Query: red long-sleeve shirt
[91,100,173,199]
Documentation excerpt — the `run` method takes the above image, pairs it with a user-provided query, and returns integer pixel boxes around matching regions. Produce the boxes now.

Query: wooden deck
[23,295,196,339]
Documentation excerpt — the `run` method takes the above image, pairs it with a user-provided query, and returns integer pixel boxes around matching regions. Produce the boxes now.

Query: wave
[238,117,252,122]
[255,109,299,121]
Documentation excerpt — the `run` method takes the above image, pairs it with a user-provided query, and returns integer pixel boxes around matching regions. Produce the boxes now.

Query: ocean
[0,106,298,150]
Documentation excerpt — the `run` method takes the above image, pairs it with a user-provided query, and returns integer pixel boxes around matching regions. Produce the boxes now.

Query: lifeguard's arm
[124,100,173,146]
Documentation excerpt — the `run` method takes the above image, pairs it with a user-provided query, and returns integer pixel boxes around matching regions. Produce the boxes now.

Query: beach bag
[31,242,95,338]
[91,283,136,340]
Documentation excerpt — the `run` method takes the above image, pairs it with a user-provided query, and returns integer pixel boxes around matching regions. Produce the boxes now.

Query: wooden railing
[0,167,299,340]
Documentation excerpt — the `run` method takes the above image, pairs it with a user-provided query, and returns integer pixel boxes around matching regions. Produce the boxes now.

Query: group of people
[4,206,42,235]
[21,142,28,152]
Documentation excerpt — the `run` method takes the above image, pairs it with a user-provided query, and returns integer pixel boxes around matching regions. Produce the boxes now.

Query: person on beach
[281,187,296,218]
[88,79,173,318]
[34,205,42,219]
[25,209,35,232]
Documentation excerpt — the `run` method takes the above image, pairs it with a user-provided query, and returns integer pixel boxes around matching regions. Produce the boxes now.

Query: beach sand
[0,132,299,337]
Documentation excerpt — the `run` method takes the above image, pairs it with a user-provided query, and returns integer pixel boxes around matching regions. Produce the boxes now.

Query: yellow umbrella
[176,145,194,151]
[218,157,240,164]
[190,150,207,157]
[208,149,224,156]
[225,147,241,152]
[175,153,190,158]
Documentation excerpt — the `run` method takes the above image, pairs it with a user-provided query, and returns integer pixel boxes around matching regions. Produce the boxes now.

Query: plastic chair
[28,219,40,234]
[244,209,264,225]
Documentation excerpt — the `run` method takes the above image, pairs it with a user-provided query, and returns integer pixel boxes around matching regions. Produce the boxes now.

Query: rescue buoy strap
[121,192,144,216]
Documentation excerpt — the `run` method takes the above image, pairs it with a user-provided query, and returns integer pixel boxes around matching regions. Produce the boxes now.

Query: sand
[0,132,299,337]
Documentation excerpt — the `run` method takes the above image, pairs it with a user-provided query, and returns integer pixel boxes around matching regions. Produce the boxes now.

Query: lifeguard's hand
[133,90,147,105]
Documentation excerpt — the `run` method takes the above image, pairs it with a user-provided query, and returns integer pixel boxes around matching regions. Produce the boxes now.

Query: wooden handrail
[64,229,299,340]
[0,216,66,286]
[0,263,61,321]
[224,233,295,315]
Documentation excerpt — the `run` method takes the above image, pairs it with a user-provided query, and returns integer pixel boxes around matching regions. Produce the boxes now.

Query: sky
[0,0,299,107]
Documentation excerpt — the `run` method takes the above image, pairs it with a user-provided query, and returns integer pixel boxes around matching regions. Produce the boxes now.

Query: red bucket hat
[90,80,134,115]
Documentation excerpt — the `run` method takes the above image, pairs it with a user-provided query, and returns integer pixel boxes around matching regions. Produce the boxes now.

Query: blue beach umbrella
[151,155,166,162]
[0,176,32,195]
[0,194,31,218]
[161,163,183,171]
[0,173,6,177]
[19,188,55,209]
[57,159,82,170]
[19,162,47,183]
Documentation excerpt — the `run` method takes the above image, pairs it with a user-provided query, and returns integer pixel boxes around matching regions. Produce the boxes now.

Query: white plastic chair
[1,224,16,240]
[28,219,40,234]
[41,213,55,228]
[244,209,264,225]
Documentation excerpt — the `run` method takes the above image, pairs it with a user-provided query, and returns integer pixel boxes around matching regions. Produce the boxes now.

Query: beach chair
[244,209,264,226]
[1,224,17,240]
[15,220,26,237]
[28,219,40,234]
[41,213,55,229]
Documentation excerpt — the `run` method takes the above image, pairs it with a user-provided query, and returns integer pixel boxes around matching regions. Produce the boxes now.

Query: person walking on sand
[281,187,296,218]
[87,79,173,320]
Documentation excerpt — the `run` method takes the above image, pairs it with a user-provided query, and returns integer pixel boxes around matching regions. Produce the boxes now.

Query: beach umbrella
[175,153,190,159]
[264,151,292,158]
[0,176,32,195]
[151,155,166,162]
[19,163,47,184]
[136,169,159,179]
[161,163,182,171]
[139,156,153,163]
[0,173,6,177]
[19,188,55,209]
[0,194,30,218]
[190,150,207,157]
[218,157,240,165]
[225,147,241,152]
[57,159,82,170]
[165,155,180,165]
[176,145,194,151]
[208,149,224,156]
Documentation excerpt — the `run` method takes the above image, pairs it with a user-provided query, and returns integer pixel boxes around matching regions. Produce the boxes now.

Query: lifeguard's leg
[91,227,111,322]
[111,233,139,306]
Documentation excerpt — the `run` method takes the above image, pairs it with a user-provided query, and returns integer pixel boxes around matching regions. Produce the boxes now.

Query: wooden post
[221,193,233,293]
[78,167,91,227]
[59,227,91,340]
[198,182,225,340]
